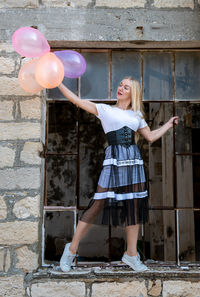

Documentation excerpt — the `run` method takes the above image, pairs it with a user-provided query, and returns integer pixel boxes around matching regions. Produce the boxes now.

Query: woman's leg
[69,220,92,254]
[125,224,139,256]
[69,200,105,254]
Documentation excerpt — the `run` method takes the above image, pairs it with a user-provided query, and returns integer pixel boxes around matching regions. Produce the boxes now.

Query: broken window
[43,50,200,267]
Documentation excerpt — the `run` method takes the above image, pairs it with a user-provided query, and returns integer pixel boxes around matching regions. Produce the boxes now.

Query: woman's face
[116,79,132,102]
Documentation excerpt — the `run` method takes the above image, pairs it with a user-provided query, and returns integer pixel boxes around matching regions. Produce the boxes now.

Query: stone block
[0,122,41,140]
[0,275,24,297]
[0,145,15,168]
[0,248,4,271]
[0,76,42,96]
[0,42,15,53]
[20,142,42,165]
[153,0,194,9]
[13,195,40,218]
[91,281,147,297]
[96,0,146,8]
[70,0,92,7]
[0,0,38,8]
[0,100,14,120]
[163,280,200,297]
[148,280,162,296]
[16,246,38,272]
[4,250,10,272]
[20,97,41,120]
[0,221,38,244]
[0,167,40,189]
[0,196,7,219]
[0,57,15,74]
[31,281,85,297]
[43,0,92,6]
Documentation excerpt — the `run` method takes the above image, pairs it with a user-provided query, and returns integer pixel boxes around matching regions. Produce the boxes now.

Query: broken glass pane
[112,51,141,99]
[44,211,75,262]
[77,219,109,262]
[175,103,200,153]
[143,52,173,100]
[79,108,106,207]
[47,101,78,153]
[175,52,200,99]
[46,155,77,206]
[80,52,108,99]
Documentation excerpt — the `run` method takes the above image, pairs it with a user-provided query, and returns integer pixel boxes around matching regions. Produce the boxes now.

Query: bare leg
[125,224,139,256]
[69,220,92,254]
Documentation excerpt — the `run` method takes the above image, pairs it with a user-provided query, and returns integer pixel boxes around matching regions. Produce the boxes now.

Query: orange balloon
[35,52,64,88]
[18,58,43,94]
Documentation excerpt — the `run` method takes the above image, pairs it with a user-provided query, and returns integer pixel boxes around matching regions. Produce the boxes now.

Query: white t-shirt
[95,103,148,134]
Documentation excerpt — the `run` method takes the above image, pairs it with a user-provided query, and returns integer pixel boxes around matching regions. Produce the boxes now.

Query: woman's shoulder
[96,103,113,111]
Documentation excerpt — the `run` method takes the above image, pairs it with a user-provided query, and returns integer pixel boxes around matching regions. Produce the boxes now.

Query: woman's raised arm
[58,83,98,116]
[138,116,179,144]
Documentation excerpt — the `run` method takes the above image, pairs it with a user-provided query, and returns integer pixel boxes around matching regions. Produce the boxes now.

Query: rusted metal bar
[44,206,77,211]
[108,49,112,99]
[77,106,80,209]
[108,210,111,263]
[44,101,49,206]
[176,209,180,266]
[172,55,179,264]
[176,152,200,156]
[44,152,78,156]
[149,207,200,210]
[142,224,145,263]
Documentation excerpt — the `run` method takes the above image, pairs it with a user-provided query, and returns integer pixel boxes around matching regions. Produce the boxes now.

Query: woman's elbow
[146,134,154,144]
[148,138,153,144]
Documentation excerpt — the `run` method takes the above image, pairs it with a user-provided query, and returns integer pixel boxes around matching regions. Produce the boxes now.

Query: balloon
[12,27,50,58]
[18,58,44,94]
[54,50,86,78]
[35,52,64,88]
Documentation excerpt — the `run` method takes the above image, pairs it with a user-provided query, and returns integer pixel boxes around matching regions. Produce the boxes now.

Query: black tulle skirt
[80,143,149,227]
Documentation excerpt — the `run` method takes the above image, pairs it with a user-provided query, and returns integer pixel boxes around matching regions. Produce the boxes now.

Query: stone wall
[0,42,42,296]
[0,0,200,296]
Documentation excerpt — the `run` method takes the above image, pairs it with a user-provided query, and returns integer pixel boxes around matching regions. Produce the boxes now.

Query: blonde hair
[118,76,145,143]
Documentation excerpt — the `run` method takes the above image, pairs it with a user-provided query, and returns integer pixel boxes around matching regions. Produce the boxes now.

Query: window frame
[42,48,200,268]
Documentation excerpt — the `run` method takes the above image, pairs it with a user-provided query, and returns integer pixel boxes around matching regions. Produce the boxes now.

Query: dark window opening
[43,49,200,267]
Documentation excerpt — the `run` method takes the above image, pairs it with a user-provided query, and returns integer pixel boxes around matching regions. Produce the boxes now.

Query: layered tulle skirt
[80,143,149,227]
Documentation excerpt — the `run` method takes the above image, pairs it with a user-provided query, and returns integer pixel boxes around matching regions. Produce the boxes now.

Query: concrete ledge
[0,8,200,43]
[24,267,200,297]
[27,266,200,281]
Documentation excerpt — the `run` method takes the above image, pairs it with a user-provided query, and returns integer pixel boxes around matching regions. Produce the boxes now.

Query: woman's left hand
[168,116,179,128]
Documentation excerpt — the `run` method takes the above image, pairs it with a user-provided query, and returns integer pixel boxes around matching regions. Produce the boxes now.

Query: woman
[58,76,179,272]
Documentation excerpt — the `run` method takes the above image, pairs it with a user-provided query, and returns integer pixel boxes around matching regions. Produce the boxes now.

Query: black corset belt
[106,126,135,147]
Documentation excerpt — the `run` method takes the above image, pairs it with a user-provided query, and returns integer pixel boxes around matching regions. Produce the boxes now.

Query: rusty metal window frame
[42,48,200,268]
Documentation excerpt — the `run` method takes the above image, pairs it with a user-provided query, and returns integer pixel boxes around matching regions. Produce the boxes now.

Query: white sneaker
[122,253,148,272]
[60,243,76,272]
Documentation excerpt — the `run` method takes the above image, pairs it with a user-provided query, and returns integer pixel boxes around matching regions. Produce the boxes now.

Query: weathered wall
[0,0,200,296]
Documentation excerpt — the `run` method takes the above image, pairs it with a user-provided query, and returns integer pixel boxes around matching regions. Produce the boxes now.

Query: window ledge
[27,265,200,282]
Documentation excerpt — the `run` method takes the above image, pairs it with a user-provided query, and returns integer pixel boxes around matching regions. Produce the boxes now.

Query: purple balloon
[54,50,86,78]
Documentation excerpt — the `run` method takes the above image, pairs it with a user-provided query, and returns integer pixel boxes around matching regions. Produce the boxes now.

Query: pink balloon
[18,58,44,94]
[12,27,50,58]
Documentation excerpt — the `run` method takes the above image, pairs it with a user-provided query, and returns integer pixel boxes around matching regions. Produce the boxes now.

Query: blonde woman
[58,77,179,272]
